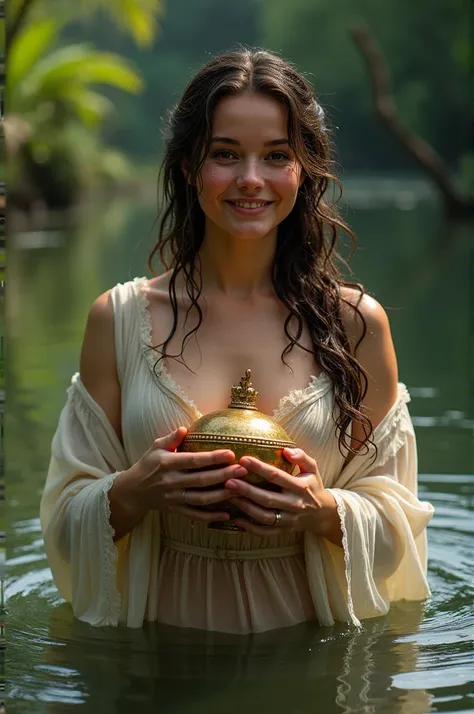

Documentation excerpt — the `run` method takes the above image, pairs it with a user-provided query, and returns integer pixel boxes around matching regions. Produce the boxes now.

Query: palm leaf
[17,45,143,107]
[52,0,162,47]
[61,87,114,126]
[7,18,60,90]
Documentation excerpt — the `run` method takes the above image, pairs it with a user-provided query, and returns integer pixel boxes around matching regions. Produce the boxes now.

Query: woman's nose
[235,159,265,191]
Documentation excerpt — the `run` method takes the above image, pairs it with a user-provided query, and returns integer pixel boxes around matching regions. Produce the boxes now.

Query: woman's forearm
[308,490,344,548]
[108,468,150,542]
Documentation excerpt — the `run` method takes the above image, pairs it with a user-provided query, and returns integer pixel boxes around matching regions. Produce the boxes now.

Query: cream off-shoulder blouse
[40,278,434,632]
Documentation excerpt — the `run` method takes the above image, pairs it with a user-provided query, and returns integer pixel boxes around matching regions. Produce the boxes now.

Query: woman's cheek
[200,164,233,199]
[272,174,300,207]
[282,164,303,192]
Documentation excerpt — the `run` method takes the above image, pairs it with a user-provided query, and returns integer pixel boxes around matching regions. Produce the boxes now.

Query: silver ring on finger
[181,488,188,504]
[272,509,282,527]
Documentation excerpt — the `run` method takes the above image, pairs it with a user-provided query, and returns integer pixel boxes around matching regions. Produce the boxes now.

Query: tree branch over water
[351,22,474,219]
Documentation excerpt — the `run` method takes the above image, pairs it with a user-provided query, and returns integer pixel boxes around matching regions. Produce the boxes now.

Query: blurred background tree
[262,0,472,177]
[5,0,472,214]
[6,0,162,211]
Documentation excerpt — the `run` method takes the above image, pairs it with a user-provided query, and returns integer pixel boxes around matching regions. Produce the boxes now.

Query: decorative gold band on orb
[183,433,295,449]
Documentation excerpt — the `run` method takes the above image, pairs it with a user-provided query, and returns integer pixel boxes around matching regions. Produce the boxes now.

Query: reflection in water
[26,603,431,714]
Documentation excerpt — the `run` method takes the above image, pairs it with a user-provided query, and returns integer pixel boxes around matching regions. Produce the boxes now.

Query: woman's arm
[340,288,399,446]
[79,290,123,441]
[79,291,151,539]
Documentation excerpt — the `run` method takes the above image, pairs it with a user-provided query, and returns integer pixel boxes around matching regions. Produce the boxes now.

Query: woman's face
[195,92,304,242]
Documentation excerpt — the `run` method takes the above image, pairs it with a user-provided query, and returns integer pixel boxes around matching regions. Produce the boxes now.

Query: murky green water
[6,184,474,713]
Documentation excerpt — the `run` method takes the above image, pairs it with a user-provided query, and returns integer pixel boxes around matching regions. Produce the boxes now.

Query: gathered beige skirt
[156,514,316,633]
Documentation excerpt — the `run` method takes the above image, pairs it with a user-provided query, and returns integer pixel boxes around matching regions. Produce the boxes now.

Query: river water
[6,184,474,713]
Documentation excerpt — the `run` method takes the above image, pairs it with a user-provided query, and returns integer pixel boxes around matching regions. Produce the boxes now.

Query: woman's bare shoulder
[339,285,399,429]
[79,289,122,440]
[339,285,390,343]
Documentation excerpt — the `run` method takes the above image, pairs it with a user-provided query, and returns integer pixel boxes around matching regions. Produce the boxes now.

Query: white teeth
[232,201,268,209]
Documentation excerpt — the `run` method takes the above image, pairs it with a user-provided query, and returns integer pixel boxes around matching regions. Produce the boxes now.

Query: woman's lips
[225,200,273,216]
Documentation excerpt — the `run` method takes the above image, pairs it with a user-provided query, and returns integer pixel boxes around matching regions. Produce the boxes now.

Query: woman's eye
[268,151,291,162]
[212,150,236,160]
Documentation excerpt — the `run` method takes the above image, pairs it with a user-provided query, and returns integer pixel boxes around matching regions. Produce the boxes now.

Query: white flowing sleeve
[304,384,434,627]
[39,373,131,627]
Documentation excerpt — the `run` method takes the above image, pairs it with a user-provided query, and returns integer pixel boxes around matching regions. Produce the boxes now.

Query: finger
[238,456,307,493]
[163,464,247,490]
[232,519,286,537]
[282,447,319,477]
[161,448,236,472]
[230,498,296,530]
[171,505,230,523]
[224,480,300,512]
[167,485,237,507]
[153,427,188,452]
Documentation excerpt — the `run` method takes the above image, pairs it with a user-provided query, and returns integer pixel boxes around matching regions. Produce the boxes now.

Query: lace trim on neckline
[133,277,200,416]
[133,276,332,422]
[272,372,332,421]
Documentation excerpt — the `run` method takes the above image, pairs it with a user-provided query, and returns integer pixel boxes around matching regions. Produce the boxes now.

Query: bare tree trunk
[350,23,474,220]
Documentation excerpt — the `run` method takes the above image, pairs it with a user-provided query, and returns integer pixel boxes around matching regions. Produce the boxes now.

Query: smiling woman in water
[40,47,434,632]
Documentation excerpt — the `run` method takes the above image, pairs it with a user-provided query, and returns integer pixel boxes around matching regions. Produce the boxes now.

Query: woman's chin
[224,223,277,241]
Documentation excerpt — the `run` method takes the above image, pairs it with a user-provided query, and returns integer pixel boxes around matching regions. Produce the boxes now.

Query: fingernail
[234,466,247,477]
[226,480,239,489]
[286,448,298,456]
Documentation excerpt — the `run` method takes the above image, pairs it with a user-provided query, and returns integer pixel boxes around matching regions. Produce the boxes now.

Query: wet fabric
[40,278,434,631]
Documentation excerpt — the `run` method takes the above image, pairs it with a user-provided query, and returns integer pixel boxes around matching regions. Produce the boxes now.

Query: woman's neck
[198,224,277,299]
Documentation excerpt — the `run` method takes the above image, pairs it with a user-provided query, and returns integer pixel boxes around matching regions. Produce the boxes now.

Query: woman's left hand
[223,448,341,540]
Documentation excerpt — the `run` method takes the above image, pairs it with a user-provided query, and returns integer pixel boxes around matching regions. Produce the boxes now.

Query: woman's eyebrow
[211,137,289,147]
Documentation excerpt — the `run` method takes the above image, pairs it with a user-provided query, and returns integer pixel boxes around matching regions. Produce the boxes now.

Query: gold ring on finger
[181,488,188,504]
[272,509,282,527]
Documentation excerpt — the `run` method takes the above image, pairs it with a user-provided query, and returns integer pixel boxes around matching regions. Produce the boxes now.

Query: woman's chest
[151,294,321,415]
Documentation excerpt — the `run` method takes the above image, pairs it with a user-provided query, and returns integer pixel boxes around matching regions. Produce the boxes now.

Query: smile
[228,200,272,209]
[225,200,274,216]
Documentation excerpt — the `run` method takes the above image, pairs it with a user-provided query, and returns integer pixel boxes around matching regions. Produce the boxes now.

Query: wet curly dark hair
[148,46,372,456]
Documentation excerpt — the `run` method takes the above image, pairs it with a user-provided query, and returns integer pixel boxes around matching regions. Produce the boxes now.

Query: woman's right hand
[115,427,247,526]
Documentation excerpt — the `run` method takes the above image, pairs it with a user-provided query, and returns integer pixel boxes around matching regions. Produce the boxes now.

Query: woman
[40,47,434,632]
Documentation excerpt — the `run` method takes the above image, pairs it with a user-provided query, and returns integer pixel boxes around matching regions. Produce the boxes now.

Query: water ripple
[6,482,474,713]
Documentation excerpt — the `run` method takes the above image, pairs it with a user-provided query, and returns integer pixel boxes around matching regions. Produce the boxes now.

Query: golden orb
[180,369,296,531]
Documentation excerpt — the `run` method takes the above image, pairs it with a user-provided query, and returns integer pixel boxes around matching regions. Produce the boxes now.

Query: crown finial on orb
[229,369,259,410]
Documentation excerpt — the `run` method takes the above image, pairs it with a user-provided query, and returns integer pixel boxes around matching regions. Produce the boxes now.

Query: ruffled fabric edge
[333,386,410,628]
[44,375,128,627]
[132,276,201,416]
[330,491,361,628]
[101,475,122,626]
[70,376,125,625]
[304,383,432,629]
[272,372,333,421]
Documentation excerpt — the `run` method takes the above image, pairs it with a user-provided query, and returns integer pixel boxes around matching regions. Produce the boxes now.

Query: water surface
[6,185,474,712]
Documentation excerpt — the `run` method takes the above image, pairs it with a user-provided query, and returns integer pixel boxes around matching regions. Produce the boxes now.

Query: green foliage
[63,0,163,48]
[8,0,163,48]
[7,0,160,207]
[8,23,143,125]
[78,0,262,159]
